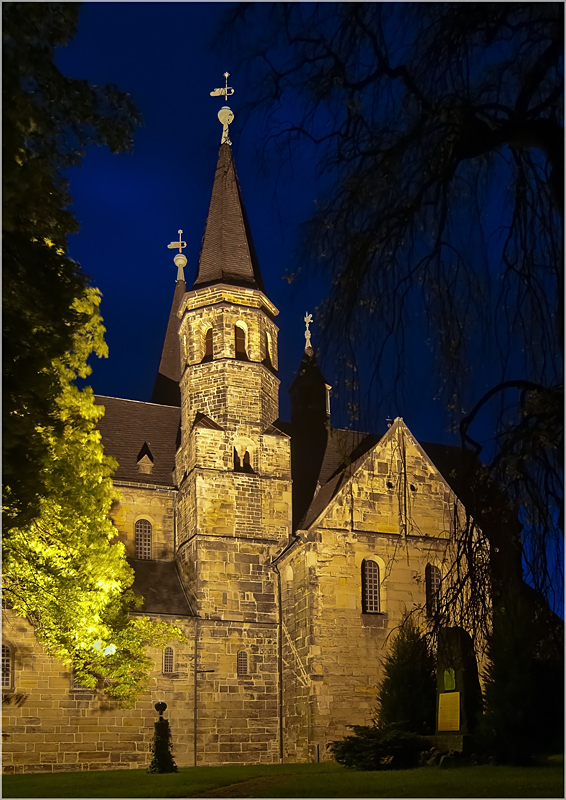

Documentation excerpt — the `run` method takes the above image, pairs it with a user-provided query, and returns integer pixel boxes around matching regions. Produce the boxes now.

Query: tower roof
[150,275,186,406]
[191,143,265,292]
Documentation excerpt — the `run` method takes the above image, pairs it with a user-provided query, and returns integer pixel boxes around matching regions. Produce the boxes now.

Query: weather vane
[167,230,187,280]
[210,72,235,146]
[304,312,313,352]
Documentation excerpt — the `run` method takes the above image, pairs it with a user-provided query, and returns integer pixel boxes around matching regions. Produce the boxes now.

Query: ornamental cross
[304,312,313,351]
[210,72,234,102]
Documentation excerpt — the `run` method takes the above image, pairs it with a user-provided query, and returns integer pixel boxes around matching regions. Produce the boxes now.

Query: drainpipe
[193,618,198,767]
[273,564,284,762]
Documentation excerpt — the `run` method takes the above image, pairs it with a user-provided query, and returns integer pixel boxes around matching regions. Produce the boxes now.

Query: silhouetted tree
[226,2,563,616]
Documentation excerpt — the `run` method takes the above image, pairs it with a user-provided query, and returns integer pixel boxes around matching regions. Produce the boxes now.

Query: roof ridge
[94,395,182,410]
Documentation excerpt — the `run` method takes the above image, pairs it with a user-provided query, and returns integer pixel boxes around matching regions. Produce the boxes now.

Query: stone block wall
[109,486,176,560]
[2,612,195,774]
[278,420,470,762]
[178,286,279,370]
[180,360,279,436]
[177,536,281,624]
[194,619,280,765]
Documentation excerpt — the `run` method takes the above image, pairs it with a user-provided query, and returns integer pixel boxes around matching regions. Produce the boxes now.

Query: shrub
[147,720,178,773]
[329,723,429,770]
[376,617,436,734]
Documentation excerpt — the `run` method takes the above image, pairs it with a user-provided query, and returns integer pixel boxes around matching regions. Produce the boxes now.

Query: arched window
[235,324,247,360]
[163,647,174,674]
[237,651,248,676]
[135,519,152,560]
[361,560,380,613]
[2,644,12,689]
[425,564,441,617]
[202,327,213,363]
[233,447,254,474]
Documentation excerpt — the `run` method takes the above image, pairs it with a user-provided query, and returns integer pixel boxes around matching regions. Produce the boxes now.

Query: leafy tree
[3,289,185,707]
[3,3,185,706]
[225,2,563,615]
[3,1,141,528]
[376,618,436,735]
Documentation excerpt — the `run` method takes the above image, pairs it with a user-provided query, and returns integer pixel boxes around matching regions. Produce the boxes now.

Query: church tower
[173,95,291,763]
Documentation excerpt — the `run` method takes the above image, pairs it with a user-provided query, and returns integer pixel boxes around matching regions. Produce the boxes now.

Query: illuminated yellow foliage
[3,288,185,706]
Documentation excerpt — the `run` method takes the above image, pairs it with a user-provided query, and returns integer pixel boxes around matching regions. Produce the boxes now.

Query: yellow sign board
[438,692,460,731]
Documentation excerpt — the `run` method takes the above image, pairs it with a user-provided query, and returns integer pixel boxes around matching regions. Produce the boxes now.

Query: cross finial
[167,230,187,281]
[304,312,313,352]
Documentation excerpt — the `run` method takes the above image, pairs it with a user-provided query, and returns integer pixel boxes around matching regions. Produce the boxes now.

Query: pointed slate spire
[150,275,186,407]
[191,143,265,292]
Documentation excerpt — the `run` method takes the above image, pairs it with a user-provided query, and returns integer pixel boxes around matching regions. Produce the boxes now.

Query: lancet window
[202,327,213,362]
[425,563,441,617]
[237,651,248,676]
[163,647,174,674]
[235,323,248,360]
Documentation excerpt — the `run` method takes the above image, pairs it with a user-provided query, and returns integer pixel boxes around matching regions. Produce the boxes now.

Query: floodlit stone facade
[2,142,481,773]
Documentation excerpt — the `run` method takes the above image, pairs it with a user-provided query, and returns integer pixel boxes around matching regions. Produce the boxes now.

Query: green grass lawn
[2,759,564,798]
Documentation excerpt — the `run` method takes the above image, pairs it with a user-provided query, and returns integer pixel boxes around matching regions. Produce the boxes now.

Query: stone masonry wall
[280,420,471,762]
[2,611,195,774]
[109,485,176,561]
[194,619,280,765]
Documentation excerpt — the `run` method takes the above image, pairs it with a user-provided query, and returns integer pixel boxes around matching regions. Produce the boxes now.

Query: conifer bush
[376,617,437,735]
[329,723,428,770]
[147,719,178,773]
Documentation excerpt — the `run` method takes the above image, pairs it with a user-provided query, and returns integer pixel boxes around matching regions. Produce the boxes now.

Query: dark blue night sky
[56,2,480,449]
[55,2,333,427]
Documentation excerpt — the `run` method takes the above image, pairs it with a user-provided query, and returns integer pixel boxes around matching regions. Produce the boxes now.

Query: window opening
[234,447,254,474]
[237,651,248,676]
[135,519,152,560]
[425,564,441,617]
[72,667,92,690]
[362,560,380,613]
[2,645,11,689]
[163,647,174,674]
[202,328,213,362]
[235,325,247,360]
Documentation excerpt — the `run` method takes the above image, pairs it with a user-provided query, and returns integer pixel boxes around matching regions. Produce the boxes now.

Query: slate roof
[128,559,193,616]
[95,396,180,486]
[191,143,265,292]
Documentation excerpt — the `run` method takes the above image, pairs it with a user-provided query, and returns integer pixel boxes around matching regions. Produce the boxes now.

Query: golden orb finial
[210,72,235,145]
[167,230,187,281]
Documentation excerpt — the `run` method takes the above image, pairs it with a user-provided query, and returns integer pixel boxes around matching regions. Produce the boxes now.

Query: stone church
[2,116,480,774]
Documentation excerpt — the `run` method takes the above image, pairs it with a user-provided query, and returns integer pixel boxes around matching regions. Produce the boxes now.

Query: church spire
[150,232,187,407]
[190,74,265,293]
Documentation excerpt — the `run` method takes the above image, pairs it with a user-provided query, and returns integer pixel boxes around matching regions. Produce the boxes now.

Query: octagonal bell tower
[175,95,291,617]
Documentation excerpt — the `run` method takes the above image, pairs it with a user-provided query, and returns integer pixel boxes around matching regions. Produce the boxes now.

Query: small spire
[167,229,187,281]
[304,312,313,354]
[210,72,235,146]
